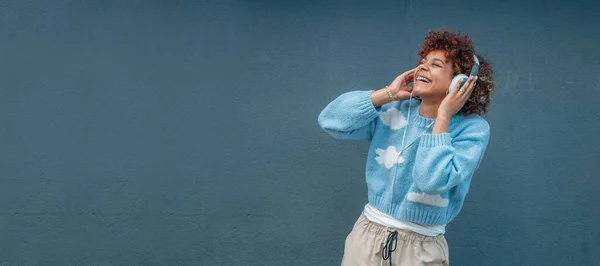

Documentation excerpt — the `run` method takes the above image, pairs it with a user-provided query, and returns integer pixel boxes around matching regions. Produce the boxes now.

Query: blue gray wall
[1,0,599,265]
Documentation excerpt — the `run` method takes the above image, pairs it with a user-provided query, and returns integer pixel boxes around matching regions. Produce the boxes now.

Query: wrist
[385,86,394,102]
[432,115,451,134]
[371,88,392,108]
[436,113,452,121]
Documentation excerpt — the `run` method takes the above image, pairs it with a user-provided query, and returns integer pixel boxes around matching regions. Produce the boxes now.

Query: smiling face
[412,50,455,100]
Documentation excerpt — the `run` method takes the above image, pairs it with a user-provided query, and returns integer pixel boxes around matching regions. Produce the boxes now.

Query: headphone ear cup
[447,74,468,95]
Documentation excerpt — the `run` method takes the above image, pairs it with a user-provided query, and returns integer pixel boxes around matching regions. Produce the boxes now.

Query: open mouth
[416,75,432,84]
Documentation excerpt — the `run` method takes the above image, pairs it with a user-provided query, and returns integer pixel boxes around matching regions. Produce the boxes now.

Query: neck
[418,97,443,118]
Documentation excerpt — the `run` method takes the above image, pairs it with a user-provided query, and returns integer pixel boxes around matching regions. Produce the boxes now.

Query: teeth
[417,76,431,83]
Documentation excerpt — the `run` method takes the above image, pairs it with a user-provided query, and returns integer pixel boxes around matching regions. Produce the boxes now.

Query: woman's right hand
[388,68,416,101]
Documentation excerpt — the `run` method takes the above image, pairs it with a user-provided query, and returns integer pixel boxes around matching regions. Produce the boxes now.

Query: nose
[419,64,429,72]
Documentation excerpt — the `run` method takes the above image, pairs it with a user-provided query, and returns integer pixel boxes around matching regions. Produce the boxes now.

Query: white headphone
[447,54,480,94]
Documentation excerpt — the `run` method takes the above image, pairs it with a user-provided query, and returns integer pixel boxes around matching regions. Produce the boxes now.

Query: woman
[318,29,495,265]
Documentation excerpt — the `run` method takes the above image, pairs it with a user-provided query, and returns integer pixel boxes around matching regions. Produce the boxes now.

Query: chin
[413,86,443,99]
[411,85,430,97]
[411,90,422,98]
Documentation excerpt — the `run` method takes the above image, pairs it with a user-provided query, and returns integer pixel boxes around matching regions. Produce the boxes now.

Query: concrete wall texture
[1,0,599,265]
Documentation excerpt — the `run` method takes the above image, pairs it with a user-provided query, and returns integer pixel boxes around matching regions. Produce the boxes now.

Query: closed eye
[420,58,443,68]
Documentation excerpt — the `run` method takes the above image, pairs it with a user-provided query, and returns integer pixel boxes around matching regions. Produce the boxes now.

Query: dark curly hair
[417,29,494,116]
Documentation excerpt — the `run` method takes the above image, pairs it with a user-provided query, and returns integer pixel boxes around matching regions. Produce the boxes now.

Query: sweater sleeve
[412,120,490,194]
[317,90,380,141]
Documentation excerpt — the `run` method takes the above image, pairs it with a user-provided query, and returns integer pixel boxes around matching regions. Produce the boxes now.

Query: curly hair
[417,29,494,116]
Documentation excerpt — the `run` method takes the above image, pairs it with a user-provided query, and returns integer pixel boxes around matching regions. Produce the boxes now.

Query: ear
[452,61,462,75]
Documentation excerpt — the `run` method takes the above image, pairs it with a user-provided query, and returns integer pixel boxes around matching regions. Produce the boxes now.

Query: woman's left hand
[437,76,478,119]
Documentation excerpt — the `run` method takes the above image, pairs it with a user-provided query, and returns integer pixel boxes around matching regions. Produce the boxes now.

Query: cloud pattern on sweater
[379,108,408,130]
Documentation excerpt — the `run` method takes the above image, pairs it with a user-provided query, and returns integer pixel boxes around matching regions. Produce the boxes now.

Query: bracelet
[385,86,393,102]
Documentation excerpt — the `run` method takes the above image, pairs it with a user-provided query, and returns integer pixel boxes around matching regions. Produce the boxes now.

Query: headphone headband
[469,55,480,77]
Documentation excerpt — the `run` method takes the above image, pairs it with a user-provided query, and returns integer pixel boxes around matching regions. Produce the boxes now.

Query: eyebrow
[423,57,446,65]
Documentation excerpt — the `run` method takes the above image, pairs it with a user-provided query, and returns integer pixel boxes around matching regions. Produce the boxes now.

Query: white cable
[379,92,434,265]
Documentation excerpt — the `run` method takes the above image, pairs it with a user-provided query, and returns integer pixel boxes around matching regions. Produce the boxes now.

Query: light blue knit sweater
[318,90,490,225]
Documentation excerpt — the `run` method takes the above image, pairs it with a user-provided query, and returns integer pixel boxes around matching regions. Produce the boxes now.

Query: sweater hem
[368,193,448,225]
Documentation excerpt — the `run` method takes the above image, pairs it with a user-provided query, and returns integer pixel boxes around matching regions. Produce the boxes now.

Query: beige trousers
[341,212,449,266]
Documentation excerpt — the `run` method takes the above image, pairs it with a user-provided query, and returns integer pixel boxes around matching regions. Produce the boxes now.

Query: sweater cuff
[356,90,380,120]
[419,133,452,148]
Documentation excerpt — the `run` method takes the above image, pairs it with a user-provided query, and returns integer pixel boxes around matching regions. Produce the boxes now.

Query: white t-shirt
[363,203,445,236]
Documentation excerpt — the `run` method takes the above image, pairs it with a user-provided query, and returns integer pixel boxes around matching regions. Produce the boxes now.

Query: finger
[397,69,415,86]
[400,69,416,81]
[461,76,477,99]
[404,73,415,83]
[451,77,465,96]
[401,68,416,76]
[467,76,477,92]
[459,76,474,93]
